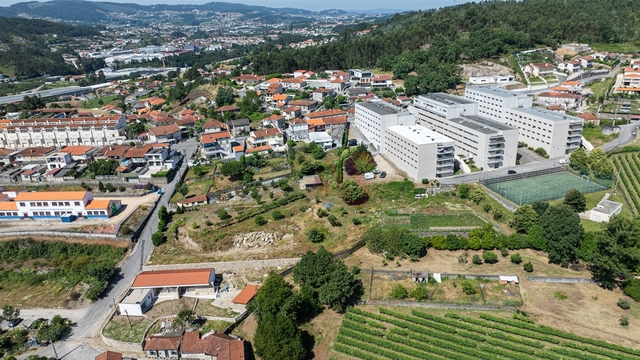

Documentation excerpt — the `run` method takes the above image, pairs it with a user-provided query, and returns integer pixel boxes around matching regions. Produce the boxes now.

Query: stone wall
[142,258,301,272]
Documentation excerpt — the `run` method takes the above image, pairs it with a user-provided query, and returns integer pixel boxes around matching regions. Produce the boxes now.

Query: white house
[118,288,154,316]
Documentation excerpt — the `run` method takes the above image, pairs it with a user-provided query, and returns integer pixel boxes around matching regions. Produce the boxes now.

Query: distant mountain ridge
[0,0,355,22]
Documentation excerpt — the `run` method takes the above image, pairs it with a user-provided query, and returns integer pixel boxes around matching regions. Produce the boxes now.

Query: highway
[16,138,197,360]
[0,83,111,105]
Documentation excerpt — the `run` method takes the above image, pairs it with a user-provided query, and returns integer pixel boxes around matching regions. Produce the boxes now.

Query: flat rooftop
[357,101,401,115]
[386,125,454,145]
[466,86,529,99]
[450,115,517,135]
[421,92,475,105]
[511,106,583,122]
[121,288,150,304]
[594,199,622,215]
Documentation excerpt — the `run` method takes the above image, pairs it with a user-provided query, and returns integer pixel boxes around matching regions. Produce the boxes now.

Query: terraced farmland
[334,307,640,360]
[612,153,640,216]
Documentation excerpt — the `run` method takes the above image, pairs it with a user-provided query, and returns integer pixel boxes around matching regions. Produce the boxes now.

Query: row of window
[20,201,82,207]
[0,212,18,216]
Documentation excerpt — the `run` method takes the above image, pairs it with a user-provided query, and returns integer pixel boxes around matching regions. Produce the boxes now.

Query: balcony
[437,146,454,153]
[569,122,583,129]
[437,153,454,160]
[489,137,505,144]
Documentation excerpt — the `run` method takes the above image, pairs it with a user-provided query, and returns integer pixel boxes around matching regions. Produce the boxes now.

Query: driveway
[18,138,199,360]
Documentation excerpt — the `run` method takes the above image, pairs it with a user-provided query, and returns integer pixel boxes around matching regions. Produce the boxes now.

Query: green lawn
[591,43,640,53]
[582,126,619,146]
[409,213,487,229]
[82,95,117,109]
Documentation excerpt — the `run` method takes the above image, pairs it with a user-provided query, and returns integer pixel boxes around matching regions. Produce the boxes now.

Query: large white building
[0,191,121,219]
[354,101,415,152]
[0,116,127,149]
[504,107,583,158]
[464,86,583,158]
[410,93,519,170]
[383,125,455,180]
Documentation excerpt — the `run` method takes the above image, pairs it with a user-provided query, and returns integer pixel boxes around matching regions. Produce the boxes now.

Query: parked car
[347,139,358,147]
[7,318,22,328]
[372,169,380,174]
[507,170,517,175]
[558,159,570,165]
[380,171,387,178]
[364,172,375,180]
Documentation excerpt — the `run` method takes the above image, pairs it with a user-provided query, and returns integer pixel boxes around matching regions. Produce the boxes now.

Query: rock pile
[233,231,291,248]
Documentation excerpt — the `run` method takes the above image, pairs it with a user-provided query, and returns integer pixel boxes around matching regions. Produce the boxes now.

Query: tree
[306,227,325,243]
[461,280,476,295]
[292,246,360,312]
[389,284,408,299]
[511,253,522,264]
[539,204,584,266]
[2,305,19,321]
[220,160,244,178]
[523,262,534,272]
[527,224,547,251]
[215,87,235,107]
[98,180,105,192]
[177,309,195,326]
[587,147,607,167]
[513,205,538,233]
[151,231,164,246]
[217,209,231,220]
[254,314,307,360]
[483,251,498,264]
[569,147,588,172]
[458,184,470,198]
[327,214,340,227]
[402,232,426,258]
[564,189,587,213]
[271,210,284,220]
[35,316,71,343]
[470,189,485,204]
[618,298,631,310]
[531,201,549,217]
[255,215,267,226]
[248,273,296,321]
[591,216,640,289]
[340,180,366,204]
[472,254,483,265]
[239,90,261,113]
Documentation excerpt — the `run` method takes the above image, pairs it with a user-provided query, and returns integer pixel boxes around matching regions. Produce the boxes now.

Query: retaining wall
[526,276,595,284]
[100,310,144,353]
[142,258,301,272]
[0,230,122,239]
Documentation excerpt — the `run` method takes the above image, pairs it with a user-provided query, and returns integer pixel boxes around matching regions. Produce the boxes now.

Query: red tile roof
[201,131,231,144]
[95,351,122,360]
[16,147,55,157]
[181,331,246,360]
[177,195,208,205]
[216,105,239,112]
[203,119,225,129]
[246,145,272,154]
[307,109,346,119]
[60,145,94,156]
[148,123,180,136]
[144,336,182,351]
[251,128,281,138]
[232,284,260,304]
[132,268,214,288]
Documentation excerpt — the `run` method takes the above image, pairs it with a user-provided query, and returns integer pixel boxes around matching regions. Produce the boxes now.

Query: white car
[558,159,570,165]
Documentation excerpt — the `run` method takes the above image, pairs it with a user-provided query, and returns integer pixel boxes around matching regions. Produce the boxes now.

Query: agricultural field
[334,307,640,360]
[612,153,640,216]
[384,213,487,230]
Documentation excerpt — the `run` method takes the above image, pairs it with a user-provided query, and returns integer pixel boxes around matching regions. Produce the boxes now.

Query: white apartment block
[504,107,583,158]
[410,93,519,170]
[383,125,455,180]
[0,116,127,149]
[464,86,532,123]
[465,86,582,158]
[354,101,415,152]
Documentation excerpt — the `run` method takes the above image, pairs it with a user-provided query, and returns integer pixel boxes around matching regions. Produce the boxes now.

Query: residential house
[307,109,347,120]
[131,268,216,300]
[301,175,323,189]
[621,67,640,88]
[96,145,131,160]
[118,288,154,316]
[281,78,306,90]
[262,114,285,129]
[177,194,209,208]
[264,83,284,98]
[558,60,581,73]
[592,52,609,61]
[15,147,56,163]
[330,79,346,92]
[144,147,176,169]
[282,106,302,120]
[271,94,291,108]
[179,331,247,360]
[94,351,123,360]
[312,88,335,102]
[287,118,309,141]
[524,63,555,77]
[536,92,582,109]
[231,74,265,85]
[60,146,97,163]
[227,119,251,137]
[248,128,283,148]
[202,119,225,134]
[147,124,182,144]
[201,131,233,159]
[322,115,348,134]
[293,70,314,78]
[46,152,73,170]
[578,112,600,126]
[580,56,594,68]
[330,71,350,82]
[349,69,373,82]
[371,74,393,88]
[144,336,182,359]
[245,145,271,157]
[216,105,240,116]
[309,131,333,150]
[288,100,318,115]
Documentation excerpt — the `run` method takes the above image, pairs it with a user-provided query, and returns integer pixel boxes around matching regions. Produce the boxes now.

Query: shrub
[523,262,534,272]
[534,147,549,158]
[618,298,631,310]
[461,280,476,295]
[493,210,504,221]
[620,315,630,327]
[151,231,164,246]
[217,209,231,220]
[511,253,522,264]
[307,228,325,243]
[271,210,284,220]
[204,220,213,226]
[389,284,408,299]
[254,215,267,226]
[458,252,468,264]
[316,208,328,218]
[624,279,640,302]
[500,247,509,257]
[351,218,362,225]
[472,255,482,265]
[421,179,429,184]
[157,220,166,231]
[118,185,126,192]
[409,285,429,300]
[483,203,492,212]
[327,214,340,227]
[483,251,498,264]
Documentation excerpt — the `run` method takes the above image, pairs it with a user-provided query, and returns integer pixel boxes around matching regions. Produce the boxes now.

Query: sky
[1,0,468,12]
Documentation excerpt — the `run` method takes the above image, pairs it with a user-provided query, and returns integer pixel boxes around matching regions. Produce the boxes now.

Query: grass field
[582,125,619,146]
[485,172,608,205]
[334,307,640,360]
[591,43,640,53]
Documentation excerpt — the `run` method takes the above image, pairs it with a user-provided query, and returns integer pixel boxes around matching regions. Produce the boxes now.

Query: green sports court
[483,171,609,205]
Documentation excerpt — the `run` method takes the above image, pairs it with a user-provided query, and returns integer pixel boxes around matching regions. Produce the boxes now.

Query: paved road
[599,123,638,153]
[18,138,197,360]
[0,83,112,105]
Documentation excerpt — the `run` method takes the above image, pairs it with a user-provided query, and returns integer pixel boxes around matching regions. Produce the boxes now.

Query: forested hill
[0,17,104,79]
[0,17,101,42]
[250,0,640,95]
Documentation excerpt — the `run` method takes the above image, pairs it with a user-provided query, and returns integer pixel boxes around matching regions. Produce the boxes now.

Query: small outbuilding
[499,276,519,284]
[301,175,323,189]
[232,284,261,305]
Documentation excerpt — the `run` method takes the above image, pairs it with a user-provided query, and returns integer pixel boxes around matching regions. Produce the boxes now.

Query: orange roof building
[131,268,215,289]
[232,284,260,304]
[2,191,121,218]
[95,351,122,360]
